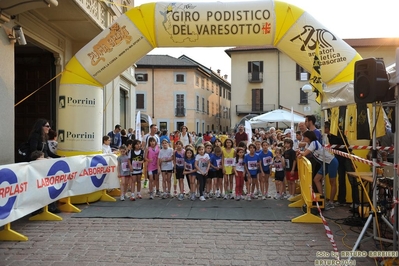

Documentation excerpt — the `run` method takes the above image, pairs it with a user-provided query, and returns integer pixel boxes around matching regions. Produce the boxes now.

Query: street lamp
[301,84,312,94]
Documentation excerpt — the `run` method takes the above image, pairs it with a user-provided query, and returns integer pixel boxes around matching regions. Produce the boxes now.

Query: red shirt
[235,131,248,146]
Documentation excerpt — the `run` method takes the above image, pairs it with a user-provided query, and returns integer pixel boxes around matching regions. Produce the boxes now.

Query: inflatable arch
[58,0,362,155]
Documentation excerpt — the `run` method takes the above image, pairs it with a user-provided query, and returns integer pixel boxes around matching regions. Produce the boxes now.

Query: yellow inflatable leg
[288,194,302,202]
[100,189,116,202]
[58,197,81,213]
[107,188,121,197]
[291,212,323,223]
[0,223,28,241]
[288,197,305,207]
[29,205,62,221]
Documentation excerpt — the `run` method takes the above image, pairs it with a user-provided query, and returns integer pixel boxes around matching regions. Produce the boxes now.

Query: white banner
[136,111,142,141]
[0,154,119,227]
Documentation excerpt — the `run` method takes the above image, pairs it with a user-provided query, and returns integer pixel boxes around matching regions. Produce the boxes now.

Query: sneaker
[254,193,258,199]
[216,190,221,198]
[149,192,154,200]
[250,193,255,199]
[178,193,184,201]
[196,192,200,198]
[204,193,209,199]
[130,193,135,201]
[262,195,266,200]
[162,192,167,199]
[247,195,252,201]
[190,193,195,201]
[156,191,161,197]
[236,195,240,201]
[274,193,281,200]
[137,193,142,199]
[325,202,335,210]
[223,194,228,200]
[230,194,235,200]
[143,179,148,188]
[283,193,291,199]
[265,193,271,198]
[174,191,178,197]
[120,195,125,201]
[199,196,206,201]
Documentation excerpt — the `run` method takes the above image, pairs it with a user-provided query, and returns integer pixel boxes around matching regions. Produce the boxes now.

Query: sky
[133,0,398,82]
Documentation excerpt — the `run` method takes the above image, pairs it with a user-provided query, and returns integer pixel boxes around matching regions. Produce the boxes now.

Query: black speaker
[354,58,390,104]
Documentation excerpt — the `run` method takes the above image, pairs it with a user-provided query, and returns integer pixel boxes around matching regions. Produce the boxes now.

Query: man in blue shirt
[108,124,122,151]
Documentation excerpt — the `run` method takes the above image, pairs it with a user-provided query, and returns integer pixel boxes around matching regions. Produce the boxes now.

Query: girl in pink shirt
[144,137,160,199]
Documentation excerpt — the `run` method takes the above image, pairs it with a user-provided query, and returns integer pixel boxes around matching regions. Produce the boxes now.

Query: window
[252,89,263,112]
[207,100,209,115]
[196,95,200,111]
[120,89,127,128]
[206,79,209,90]
[175,73,185,83]
[175,94,185,116]
[248,61,263,82]
[201,78,204,89]
[296,64,310,81]
[159,122,167,131]
[202,97,205,113]
[211,82,214,93]
[212,102,214,116]
[135,73,148,82]
[299,87,308,104]
[195,76,199,86]
[136,93,145,109]
[216,86,219,95]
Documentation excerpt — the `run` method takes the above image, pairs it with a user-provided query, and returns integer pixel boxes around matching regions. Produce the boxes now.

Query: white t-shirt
[158,147,174,171]
[144,134,160,147]
[234,158,245,172]
[180,132,190,146]
[195,153,210,174]
[102,144,112,154]
[307,140,335,164]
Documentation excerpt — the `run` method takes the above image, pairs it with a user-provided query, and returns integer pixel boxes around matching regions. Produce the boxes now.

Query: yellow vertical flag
[310,42,323,104]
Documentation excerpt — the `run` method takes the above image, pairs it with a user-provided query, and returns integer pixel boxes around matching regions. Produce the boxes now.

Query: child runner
[233,147,246,201]
[237,141,249,196]
[272,147,285,200]
[258,141,273,199]
[174,140,186,200]
[183,147,197,201]
[144,137,160,199]
[117,145,132,201]
[195,144,210,201]
[158,139,174,199]
[254,139,262,198]
[284,138,298,200]
[222,138,235,199]
[244,143,259,201]
[204,142,213,198]
[210,146,223,198]
[130,139,144,200]
[211,139,222,195]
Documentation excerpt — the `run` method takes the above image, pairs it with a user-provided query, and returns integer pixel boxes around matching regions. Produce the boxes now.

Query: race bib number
[248,161,257,170]
[185,163,192,171]
[262,156,272,166]
[121,162,129,171]
[176,157,184,167]
[216,159,222,168]
[132,161,142,169]
[285,159,290,169]
[224,158,234,166]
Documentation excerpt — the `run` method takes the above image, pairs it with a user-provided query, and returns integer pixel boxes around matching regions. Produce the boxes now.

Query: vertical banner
[357,104,371,140]
[148,114,153,130]
[136,111,142,141]
[245,120,252,145]
[309,42,322,104]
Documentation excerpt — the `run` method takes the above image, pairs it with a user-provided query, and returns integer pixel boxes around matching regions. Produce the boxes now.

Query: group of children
[105,134,299,202]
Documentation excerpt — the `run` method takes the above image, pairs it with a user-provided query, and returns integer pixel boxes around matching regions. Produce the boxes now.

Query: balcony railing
[175,107,186,117]
[236,104,275,115]
[248,72,263,83]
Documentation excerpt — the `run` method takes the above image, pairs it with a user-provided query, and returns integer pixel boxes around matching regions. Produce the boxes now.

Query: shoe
[199,196,206,201]
[137,193,142,199]
[250,193,255,199]
[230,194,235,200]
[120,195,125,201]
[223,194,228,200]
[262,195,266,200]
[325,202,335,210]
[204,193,209,199]
[178,193,184,201]
[162,192,167,199]
[274,193,281,200]
[174,191,178,197]
[191,193,195,201]
[283,193,291,199]
[149,192,154,200]
[196,192,200,198]
[216,190,221,198]
[156,191,161,197]
[254,194,258,199]
[287,195,295,200]
[236,195,240,201]
[143,179,148,188]
[247,195,252,201]
[265,193,271,198]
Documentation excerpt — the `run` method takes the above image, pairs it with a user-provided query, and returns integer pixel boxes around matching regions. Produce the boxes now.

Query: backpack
[17,141,30,162]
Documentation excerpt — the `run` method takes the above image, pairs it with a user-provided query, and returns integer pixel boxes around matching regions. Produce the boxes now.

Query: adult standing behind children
[180,125,192,146]
[235,124,248,147]
[107,124,122,151]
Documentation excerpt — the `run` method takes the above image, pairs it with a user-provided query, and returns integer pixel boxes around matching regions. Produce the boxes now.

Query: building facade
[135,55,231,134]
[226,38,399,129]
[0,0,137,164]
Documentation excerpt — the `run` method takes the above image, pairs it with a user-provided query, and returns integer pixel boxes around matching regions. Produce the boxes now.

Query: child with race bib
[258,140,273,199]
[244,143,260,201]
[195,144,210,201]
[144,137,160,199]
[174,140,186,200]
[158,139,174,199]
[117,145,132,201]
[222,138,235,199]
[130,139,144,200]
[184,146,197,201]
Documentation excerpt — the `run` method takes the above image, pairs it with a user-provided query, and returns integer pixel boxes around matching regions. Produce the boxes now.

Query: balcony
[236,104,275,115]
[175,107,186,117]
[248,72,263,83]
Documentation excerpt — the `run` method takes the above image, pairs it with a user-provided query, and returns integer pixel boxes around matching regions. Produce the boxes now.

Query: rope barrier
[311,187,340,261]
[324,144,394,151]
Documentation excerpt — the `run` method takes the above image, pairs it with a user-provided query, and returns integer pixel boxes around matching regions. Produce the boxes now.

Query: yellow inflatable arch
[58,0,362,155]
